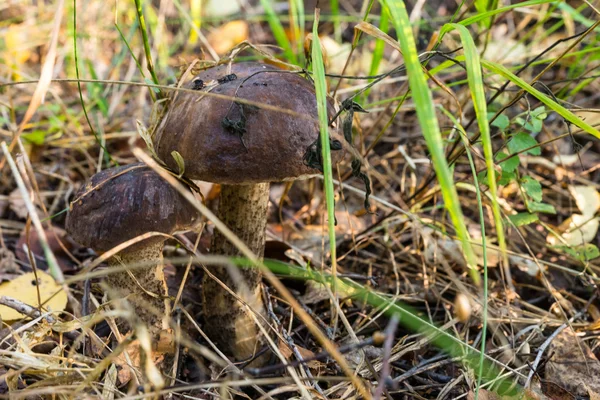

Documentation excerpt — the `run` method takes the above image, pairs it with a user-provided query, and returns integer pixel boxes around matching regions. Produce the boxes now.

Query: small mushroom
[66,163,199,339]
[155,62,343,362]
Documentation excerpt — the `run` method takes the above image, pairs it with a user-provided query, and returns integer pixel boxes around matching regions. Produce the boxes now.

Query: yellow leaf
[0,271,67,320]
[207,21,248,55]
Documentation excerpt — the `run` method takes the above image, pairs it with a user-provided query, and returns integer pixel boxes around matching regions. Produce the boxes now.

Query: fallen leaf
[0,271,67,320]
[207,21,248,55]
[569,185,600,218]
[547,214,599,246]
[15,227,80,272]
[545,327,600,396]
[8,189,30,219]
[114,341,141,385]
[552,154,580,167]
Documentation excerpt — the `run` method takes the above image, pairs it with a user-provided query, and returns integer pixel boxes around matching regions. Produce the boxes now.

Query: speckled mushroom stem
[105,241,171,340]
[203,183,270,363]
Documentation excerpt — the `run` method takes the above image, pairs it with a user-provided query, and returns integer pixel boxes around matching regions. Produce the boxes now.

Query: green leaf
[496,151,519,173]
[498,171,515,186]
[22,131,47,146]
[523,117,543,134]
[171,150,185,178]
[490,114,509,130]
[528,201,556,214]
[532,106,548,120]
[507,132,541,156]
[508,212,539,227]
[555,244,600,262]
[521,175,542,202]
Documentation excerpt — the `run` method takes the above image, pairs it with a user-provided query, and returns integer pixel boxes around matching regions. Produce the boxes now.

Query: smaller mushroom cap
[66,163,199,252]
[154,62,344,184]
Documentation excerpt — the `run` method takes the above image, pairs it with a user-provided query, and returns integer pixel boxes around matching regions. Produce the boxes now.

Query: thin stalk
[133,0,161,99]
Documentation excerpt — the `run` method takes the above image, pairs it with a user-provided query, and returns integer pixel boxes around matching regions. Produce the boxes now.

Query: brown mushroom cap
[66,163,199,253]
[154,62,343,184]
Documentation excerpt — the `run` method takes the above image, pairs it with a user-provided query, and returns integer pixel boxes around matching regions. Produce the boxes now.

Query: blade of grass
[259,0,295,62]
[380,0,479,284]
[260,258,519,396]
[361,9,389,101]
[133,0,161,99]
[330,0,341,42]
[311,7,341,332]
[480,59,600,139]
[442,24,511,291]
[439,108,490,400]
[289,0,305,61]
[459,0,556,28]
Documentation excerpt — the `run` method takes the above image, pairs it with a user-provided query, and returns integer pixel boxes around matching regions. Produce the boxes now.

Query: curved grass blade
[380,0,480,284]
[480,59,600,139]
[441,23,509,286]
[259,257,520,396]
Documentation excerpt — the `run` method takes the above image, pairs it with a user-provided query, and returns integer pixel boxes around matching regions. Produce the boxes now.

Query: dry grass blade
[132,148,371,398]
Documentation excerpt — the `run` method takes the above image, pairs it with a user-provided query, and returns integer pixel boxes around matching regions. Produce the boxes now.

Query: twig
[0,296,55,323]
[524,310,584,388]
[373,315,398,400]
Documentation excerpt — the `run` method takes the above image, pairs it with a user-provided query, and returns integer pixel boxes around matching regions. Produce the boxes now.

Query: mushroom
[66,163,199,338]
[154,62,343,362]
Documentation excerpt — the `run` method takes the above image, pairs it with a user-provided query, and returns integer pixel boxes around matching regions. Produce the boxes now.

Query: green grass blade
[380,0,479,284]
[439,108,490,399]
[311,10,338,284]
[289,0,305,61]
[456,0,555,29]
[443,23,508,284]
[330,0,341,42]
[260,257,518,396]
[362,9,389,101]
[259,0,295,62]
[133,0,161,99]
[481,59,600,139]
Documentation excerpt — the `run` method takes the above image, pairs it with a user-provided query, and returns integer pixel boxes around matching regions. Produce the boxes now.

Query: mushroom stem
[106,241,171,338]
[204,183,269,362]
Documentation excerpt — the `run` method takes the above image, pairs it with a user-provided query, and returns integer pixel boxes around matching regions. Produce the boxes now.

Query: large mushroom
[154,62,343,362]
[66,163,199,338]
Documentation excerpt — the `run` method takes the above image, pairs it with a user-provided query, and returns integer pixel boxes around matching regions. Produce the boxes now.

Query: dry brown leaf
[545,327,600,396]
[0,271,67,320]
[114,341,141,385]
[207,21,248,55]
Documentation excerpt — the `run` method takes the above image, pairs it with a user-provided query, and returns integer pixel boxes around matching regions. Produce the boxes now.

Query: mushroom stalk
[106,241,170,335]
[203,183,269,362]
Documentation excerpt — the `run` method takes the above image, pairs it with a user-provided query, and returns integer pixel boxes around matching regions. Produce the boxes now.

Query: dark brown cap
[66,163,199,252]
[154,62,343,184]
